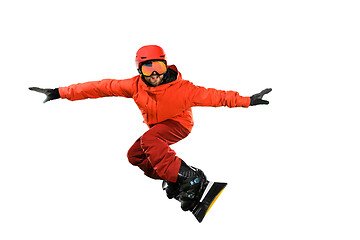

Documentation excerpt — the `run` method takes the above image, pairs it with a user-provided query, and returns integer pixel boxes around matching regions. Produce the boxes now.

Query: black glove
[29,87,60,103]
[250,88,272,106]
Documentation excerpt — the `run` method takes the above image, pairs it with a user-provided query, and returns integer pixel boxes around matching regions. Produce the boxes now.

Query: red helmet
[135,45,167,69]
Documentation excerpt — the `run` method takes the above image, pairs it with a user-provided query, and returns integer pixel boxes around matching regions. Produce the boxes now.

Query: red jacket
[58,65,250,132]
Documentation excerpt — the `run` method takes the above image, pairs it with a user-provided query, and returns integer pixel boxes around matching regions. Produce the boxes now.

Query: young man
[30,45,271,221]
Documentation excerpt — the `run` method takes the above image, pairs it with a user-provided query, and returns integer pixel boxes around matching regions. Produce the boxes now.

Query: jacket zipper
[155,95,158,122]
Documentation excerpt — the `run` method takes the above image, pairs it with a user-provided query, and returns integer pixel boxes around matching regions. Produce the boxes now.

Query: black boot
[176,160,208,212]
[161,160,197,201]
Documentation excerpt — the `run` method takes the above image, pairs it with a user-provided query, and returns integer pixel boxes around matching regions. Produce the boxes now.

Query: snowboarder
[29,45,271,222]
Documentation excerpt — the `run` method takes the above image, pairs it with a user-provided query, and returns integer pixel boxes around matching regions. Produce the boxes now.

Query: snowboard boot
[176,160,208,212]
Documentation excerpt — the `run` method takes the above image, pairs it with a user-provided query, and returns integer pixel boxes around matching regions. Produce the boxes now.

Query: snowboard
[191,181,227,223]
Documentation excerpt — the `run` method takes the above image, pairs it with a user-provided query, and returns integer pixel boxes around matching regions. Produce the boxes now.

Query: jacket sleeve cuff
[247,96,251,107]
[58,87,67,99]
[243,96,251,108]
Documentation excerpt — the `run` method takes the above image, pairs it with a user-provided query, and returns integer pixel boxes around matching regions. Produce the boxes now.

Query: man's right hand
[29,87,60,103]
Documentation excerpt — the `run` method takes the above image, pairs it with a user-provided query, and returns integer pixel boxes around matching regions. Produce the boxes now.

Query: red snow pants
[127,119,190,183]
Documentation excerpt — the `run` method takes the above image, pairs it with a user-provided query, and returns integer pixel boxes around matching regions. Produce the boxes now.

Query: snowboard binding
[162,161,227,223]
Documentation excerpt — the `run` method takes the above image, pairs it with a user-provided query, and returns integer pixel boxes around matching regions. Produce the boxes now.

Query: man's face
[144,74,164,87]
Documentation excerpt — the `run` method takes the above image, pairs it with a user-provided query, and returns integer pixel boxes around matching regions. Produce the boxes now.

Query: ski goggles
[139,60,167,76]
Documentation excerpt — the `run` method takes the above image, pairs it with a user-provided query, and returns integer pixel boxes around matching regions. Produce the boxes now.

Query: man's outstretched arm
[29,78,136,103]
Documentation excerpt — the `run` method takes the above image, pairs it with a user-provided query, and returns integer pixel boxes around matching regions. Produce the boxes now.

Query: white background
[1,0,359,239]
